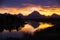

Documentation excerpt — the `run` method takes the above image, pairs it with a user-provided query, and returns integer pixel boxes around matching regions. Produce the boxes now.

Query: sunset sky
[0,0,60,16]
[0,0,60,33]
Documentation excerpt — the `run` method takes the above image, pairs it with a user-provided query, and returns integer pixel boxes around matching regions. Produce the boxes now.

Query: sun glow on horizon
[0,5,60,16]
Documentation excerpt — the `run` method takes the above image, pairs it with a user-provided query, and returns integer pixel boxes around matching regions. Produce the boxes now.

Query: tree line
[0,13,26,32]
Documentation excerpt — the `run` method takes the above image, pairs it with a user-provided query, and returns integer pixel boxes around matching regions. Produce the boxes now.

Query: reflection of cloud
[11,29,17,32]
[36,22,54,30]
[2,22,54,34]
[0,0,60,8]
[20,22,54,34]
[3,29,9,32]
[21,24,36,34]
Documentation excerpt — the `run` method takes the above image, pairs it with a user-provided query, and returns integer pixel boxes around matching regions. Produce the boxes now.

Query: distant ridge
[51,14,60,18]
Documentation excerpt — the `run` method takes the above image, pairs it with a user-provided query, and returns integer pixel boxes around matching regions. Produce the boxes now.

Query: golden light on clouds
[38,7,60,16]
[0,5,60,16]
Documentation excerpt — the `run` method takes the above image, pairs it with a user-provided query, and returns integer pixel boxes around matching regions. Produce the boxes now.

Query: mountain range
[17,11,60,19]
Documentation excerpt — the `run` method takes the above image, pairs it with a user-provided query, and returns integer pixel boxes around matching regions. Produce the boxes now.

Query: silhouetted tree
[0,26,4,32]
[0,13,26,32]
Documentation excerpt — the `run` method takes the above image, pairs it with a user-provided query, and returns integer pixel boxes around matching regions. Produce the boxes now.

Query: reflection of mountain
[27,21,40,28]
[34,23,60,40]
[25,11,45,19]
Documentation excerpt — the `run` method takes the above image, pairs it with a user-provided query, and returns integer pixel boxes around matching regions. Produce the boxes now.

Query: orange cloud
[0,5,60,16]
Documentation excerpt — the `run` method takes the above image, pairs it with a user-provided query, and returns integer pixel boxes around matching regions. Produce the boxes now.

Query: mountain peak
[32,11,40,14]
[26,11,42,19]
[51,13,60,18]
[30,11,40,16]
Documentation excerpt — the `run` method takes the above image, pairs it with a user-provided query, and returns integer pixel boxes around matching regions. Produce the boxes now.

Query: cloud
[0,0,60,8]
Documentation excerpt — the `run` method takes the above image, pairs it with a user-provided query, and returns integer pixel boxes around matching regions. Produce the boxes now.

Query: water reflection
[21,24,35,34]
[2,22,54,33]
[3,29,9,32]
[26,21,40,28]
[20,22,54,33]
[36,22,54,30]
